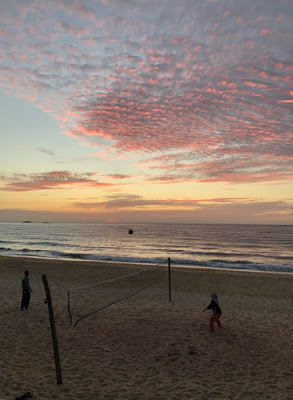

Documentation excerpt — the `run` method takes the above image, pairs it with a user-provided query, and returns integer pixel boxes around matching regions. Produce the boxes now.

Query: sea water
[0,222,292,273]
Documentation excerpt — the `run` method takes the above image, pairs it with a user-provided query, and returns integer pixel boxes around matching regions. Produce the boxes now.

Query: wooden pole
[67,290,72,325]
[168,257,172,303]
[42,274,63,384]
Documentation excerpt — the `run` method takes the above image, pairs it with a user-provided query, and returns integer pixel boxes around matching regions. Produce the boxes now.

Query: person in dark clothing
[203,292,222,332]
[21,270,33,310]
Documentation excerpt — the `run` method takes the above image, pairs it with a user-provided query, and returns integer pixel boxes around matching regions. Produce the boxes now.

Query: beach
[0,255,292,400]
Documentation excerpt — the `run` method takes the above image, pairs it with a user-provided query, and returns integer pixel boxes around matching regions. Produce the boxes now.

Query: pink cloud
[0,0,292,185]
[1,198,292,224]
[0,171,118,192]
[103,174,132,180]
[73,194,253,210]
[67,194,293,224]
[140,148,293,184]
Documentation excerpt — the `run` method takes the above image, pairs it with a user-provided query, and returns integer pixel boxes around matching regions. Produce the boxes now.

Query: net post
[168,257,172,302]
[42,274,63,385]
[67,290,72,325]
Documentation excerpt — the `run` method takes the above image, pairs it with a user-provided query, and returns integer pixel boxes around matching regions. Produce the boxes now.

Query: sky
[0,0,292,224]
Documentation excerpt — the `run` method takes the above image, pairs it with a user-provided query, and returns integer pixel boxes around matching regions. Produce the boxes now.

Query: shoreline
[1,254,292,276]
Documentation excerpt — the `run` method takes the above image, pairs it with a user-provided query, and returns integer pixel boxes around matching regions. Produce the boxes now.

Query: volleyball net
[66,263,167,326]
[0,262,169,327]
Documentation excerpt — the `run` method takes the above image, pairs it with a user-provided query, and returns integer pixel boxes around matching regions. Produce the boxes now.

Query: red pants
[209,314,222,332]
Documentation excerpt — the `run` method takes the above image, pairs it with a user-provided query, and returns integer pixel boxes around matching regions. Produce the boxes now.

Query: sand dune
[0,256,292,399]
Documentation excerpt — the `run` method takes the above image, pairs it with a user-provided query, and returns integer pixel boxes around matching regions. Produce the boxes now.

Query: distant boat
[22,220,32,223]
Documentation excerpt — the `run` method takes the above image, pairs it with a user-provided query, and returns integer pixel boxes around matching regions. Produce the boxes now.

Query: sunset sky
[0,0,292,224]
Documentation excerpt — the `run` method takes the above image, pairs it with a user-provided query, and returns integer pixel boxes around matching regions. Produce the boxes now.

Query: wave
[0,247,11,252]
[185,250,293,261]
[27,241,59,246]
[0,240,22,245]
[1,247,292,273]
[22,248,42,253]
[172,258,293,273]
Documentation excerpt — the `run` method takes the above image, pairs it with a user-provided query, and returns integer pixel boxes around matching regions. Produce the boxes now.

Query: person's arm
[203,301,212,312]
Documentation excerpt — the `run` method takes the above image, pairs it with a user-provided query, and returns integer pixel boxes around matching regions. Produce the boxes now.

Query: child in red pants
[203,292,222,332]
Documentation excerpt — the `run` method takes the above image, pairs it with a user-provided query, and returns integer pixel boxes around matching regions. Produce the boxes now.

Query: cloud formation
[0,171,117,191]
[70,194,293,224]
[0,0,292,184]
[140,149,293,184]
[36,147,56,156]
[73,194,253,209]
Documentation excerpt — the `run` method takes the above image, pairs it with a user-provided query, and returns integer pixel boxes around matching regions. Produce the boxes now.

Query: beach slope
[0,256,292,399]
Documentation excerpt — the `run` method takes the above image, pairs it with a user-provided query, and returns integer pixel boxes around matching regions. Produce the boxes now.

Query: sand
[0,255,292,400]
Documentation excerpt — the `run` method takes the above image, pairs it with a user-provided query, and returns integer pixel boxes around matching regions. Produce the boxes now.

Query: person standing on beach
[203,292,222,332]
[21,270,33,310]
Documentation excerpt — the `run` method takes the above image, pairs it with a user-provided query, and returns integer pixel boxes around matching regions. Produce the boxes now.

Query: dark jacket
[207,300,222,315]
[22,277,30,291]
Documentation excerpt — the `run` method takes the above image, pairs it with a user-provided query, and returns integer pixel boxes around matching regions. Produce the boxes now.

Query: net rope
[67,263,166,326]
[0,261,169,325]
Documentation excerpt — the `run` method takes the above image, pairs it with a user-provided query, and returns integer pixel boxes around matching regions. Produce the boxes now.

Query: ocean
[0,222,292,273]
